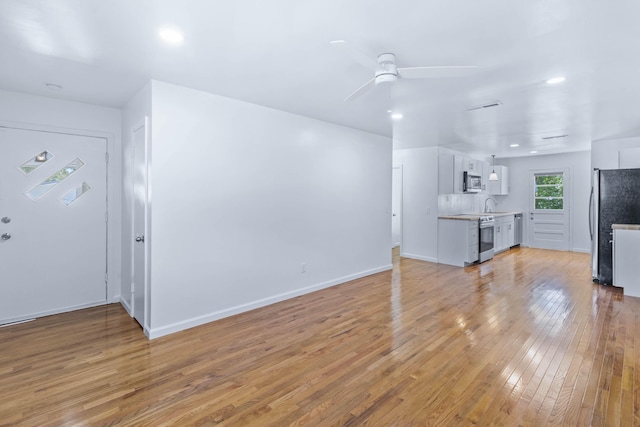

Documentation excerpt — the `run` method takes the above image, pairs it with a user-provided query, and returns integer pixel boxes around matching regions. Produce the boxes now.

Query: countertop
[438,211,523,221]
[612,224,640,230]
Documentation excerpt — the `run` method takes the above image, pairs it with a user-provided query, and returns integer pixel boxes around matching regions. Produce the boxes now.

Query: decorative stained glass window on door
[60,182,91,206]
[27,158,85,200]
[19,150,53,174]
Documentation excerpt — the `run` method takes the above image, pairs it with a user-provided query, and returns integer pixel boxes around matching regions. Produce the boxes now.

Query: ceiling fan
[331,40,478,102]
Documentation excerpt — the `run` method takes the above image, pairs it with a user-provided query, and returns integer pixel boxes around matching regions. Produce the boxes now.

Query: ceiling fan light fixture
[332,40,478,102]
[489,154,499,181]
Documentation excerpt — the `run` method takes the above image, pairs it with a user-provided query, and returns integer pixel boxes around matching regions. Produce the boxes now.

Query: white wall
[120,83,152,318]
[0,89,122,301]
[499,151,591,252]
[392,147,439,262]
[145,81,392,338]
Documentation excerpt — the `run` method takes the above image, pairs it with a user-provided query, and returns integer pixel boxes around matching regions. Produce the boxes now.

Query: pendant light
[489,154,499,181]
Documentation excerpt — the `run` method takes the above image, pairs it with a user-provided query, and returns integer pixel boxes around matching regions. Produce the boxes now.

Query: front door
[528,169,570,251]
[0,125,107,324]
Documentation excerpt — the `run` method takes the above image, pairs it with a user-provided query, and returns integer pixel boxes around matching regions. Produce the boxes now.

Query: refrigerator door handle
[591,169,600,282]
[589,185,594,240]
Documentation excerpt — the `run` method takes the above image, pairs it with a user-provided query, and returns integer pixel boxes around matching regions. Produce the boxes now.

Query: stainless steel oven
[479,216,495,262]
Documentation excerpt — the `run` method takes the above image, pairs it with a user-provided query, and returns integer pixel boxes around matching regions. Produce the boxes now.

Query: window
[534,173,564,210]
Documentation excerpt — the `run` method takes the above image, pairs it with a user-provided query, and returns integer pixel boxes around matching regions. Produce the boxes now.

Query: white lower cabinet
[438,219,479,267]
[494,215,515,253]
[613,228,640,297]
[494,221,503,252]
[505,218,515,248]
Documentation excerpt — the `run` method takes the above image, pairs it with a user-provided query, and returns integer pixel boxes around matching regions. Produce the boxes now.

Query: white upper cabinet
[480,160,490,193]
[439,153,462,193]
[439,153,488,194]
[488,165,509,195]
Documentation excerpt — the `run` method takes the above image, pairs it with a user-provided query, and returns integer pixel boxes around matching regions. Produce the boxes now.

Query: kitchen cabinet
[437,219,479,267]
[494,220,503,253]
[439,154,463,194]
[613,227,640,297]
[438,154,488,194]
[461,156,482,174]
[480,161,490,193]
[488,165,509,195]
[494,215,515,253]
[504,217,515,248]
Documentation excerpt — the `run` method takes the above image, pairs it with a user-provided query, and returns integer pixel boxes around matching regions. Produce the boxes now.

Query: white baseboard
[572,247,591,254]
[147,264,392,340]
[120,297,133,317]
[0,300,106,326]
[400,252,438,263]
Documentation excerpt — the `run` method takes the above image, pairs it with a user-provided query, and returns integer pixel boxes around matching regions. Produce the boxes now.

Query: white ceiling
[2,0,640,158]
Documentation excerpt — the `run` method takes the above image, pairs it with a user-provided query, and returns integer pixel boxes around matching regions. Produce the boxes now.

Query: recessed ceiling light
[530,150,538,154]
[391,113,403,120]
[159,27,184,45]
[546,76,566,85]
[387,109,393,113]
[45,83,63,91]
[509,144,519,147]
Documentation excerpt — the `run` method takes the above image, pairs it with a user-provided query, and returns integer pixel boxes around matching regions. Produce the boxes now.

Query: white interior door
[528,169,570,250]
[391,166,402,248]
[132,119,148,329]
[0,126,107,324]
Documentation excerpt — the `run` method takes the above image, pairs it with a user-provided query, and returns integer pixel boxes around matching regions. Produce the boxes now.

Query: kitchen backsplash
[438,194,484,215]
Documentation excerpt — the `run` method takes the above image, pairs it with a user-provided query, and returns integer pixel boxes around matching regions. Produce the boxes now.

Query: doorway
[528,168,570,250]
[392,166,403,249]
[132,118,149,330]
[0,125,108,324]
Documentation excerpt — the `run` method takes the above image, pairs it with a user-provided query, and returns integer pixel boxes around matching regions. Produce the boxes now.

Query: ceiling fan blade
[344,78,375,102]
[397,65,478,79]
[330,40,378,70]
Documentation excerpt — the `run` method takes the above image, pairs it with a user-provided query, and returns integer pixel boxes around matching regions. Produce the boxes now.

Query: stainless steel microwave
[463,171,482,193]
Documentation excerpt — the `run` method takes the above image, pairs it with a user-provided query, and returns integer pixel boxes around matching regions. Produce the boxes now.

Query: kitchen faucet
[484,197,497,213]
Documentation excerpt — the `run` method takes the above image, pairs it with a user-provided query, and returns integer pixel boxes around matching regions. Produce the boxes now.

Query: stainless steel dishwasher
[514,213,523,246]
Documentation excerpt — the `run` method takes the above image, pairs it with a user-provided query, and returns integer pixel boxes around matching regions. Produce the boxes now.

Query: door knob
[135,235,144,242]
[1,233,11,241]
[1,217,10,224]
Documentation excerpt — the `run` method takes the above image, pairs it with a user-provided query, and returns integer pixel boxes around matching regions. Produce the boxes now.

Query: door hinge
[105,152,109,163]
[104,273,108,282]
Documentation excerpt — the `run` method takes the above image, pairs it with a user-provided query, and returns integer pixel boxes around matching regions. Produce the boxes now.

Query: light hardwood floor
[1,247,638,426]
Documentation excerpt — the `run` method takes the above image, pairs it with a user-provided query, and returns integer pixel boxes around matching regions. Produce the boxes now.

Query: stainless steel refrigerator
[590,168,640,285]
